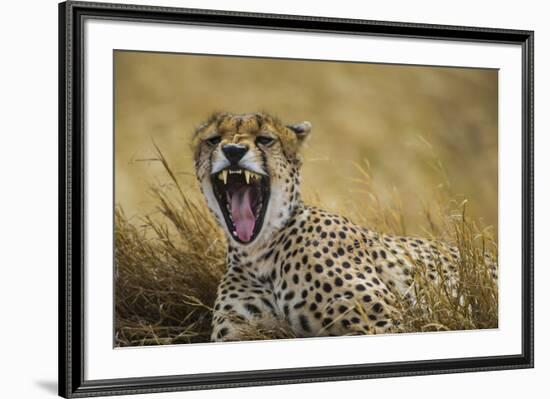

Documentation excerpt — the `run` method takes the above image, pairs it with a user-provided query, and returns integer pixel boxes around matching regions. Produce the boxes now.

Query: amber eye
[256,136,275,146]
[206,136,222,146]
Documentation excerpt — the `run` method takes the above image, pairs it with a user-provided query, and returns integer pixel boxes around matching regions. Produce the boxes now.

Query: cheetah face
[193,112,311,245]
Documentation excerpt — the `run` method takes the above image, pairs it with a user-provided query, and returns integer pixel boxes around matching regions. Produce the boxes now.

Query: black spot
[315,293,323,302]
[293,274,300,284]
[344,273,353,280]
[284,291,295,301]
[314,264,324,273]
[299,315,311,332]
[217,327,228,339]
[245,303,261,316]
[334,277,343,287]
[322,318,333,327]
[293,300,306,309]
[325,259,334,267]
[338,305,348,314]
[260,298,274,310]
[356,284,366,291]
[305,272,312,282]
[263,249,274,260]
[363,295,372,302]
[322,283,332,293]
[376,320,388,327]
[372,303,383,313]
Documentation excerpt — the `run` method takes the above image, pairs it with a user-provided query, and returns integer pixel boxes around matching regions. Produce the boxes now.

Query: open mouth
[211,168,270,244]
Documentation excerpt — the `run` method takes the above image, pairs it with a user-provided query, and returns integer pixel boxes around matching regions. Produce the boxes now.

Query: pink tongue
[230,186,256,242]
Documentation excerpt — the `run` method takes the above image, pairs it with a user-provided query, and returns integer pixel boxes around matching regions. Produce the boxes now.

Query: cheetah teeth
[217,169,260,184]
[218,170,228,184]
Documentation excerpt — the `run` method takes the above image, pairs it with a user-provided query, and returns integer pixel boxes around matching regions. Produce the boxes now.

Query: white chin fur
[200,180,230,236]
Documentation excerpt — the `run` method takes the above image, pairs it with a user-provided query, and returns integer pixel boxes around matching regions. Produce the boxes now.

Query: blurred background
[114,50,498,233]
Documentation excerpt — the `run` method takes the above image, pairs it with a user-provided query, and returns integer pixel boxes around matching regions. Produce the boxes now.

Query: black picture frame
[59,1,534,397]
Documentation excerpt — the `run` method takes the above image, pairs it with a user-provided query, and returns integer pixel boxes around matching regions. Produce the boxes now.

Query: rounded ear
[287,121,312,142]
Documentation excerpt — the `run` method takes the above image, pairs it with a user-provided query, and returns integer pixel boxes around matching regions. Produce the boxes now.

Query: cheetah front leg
[211,274,281,342]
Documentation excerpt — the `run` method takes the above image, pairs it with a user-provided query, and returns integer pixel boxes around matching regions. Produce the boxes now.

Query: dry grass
[114,150,497,347]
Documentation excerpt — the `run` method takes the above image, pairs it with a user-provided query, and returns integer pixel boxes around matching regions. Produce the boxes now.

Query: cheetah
[192,112,490,342]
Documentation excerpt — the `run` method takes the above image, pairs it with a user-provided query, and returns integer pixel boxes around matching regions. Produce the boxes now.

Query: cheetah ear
[287,121,312,143]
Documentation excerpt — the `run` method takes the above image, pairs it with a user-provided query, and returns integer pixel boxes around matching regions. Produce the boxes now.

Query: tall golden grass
[114,148,497,347]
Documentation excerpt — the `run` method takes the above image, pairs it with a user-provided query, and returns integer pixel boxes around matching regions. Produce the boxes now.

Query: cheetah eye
[206,136,222,146]
[256,136,275,146]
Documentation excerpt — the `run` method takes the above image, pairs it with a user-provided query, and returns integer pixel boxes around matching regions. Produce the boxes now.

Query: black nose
[222,144,248,164]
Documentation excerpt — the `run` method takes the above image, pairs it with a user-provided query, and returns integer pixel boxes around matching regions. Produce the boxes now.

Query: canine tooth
[244,170,251,184]
[221,170,228,184]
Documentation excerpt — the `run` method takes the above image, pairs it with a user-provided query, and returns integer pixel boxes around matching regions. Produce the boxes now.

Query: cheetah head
[193,112,311,245]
